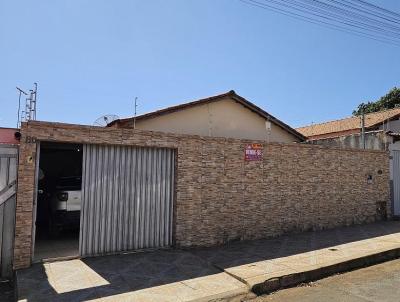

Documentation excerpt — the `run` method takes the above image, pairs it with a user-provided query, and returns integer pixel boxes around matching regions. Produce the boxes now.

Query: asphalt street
[249,259,400,302]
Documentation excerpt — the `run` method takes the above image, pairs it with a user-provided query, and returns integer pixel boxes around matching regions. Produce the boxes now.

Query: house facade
[0,91,389,274]
[0,127,20,145]
[12,121,389,270]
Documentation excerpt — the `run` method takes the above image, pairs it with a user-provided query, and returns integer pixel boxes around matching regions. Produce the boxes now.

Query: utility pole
[360,105,366,149]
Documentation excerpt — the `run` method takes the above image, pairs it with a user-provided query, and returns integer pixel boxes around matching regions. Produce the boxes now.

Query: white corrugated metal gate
[0,145,17,278]
[392,150,400,216]
[79,144,175,257]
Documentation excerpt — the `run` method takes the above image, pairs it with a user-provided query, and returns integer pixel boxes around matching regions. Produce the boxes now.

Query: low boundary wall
[14,121,390,268]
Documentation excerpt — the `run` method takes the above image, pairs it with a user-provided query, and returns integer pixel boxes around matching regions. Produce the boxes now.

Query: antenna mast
[133,97,138,129]
[16,87,28,128]
[32,83,38,120]
[17,83,38,126]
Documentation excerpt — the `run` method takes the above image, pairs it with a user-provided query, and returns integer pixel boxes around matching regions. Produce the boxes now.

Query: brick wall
[14,121,390,269]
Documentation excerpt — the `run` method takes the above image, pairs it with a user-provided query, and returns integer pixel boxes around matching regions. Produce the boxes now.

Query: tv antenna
[93,114,120,127]
[16,87,28,128]
[16,83,37,127]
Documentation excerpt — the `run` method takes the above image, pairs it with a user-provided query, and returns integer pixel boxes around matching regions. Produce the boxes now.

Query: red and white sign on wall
[244,144,263,161]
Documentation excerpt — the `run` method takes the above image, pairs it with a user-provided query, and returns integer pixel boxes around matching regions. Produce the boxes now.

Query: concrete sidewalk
[17,221,400,301]
[17,251,249,302]
[194,221,400,294]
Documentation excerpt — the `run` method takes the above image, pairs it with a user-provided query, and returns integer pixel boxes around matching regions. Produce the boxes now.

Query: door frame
[31,141,40,262]
[31,141,85,262]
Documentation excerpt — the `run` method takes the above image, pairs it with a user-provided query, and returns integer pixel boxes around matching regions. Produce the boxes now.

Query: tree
[353,87,400,116]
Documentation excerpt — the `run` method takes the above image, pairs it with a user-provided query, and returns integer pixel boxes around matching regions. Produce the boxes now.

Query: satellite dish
[93,114,119,127]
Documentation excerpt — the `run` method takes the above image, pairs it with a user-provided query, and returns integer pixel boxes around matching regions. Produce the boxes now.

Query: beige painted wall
[133,97,299,143]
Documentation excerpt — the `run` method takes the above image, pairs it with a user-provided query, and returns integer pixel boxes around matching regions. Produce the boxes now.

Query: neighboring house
[0,127,20,145]
[297,108,400,217]
[296,108,400,151]
[108,90,305,143]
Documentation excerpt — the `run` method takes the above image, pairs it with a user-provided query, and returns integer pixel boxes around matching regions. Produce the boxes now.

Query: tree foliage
[353,87,400,116]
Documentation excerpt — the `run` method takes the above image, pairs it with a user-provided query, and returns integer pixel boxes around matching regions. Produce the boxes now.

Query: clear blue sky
[1,0,399,129]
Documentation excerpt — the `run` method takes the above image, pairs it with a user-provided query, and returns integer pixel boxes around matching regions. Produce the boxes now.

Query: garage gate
[79,144,175,257]
[393,150,400,216]
[0,146,17,278]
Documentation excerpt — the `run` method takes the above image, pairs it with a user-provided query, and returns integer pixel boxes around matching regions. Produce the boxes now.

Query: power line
[272,0,400,39]
[239,0,400,45]
[262,0,400,38]
[352,0,400,19]
[329,0,400,26]
[239,0,400,46]
[304,0,400,31]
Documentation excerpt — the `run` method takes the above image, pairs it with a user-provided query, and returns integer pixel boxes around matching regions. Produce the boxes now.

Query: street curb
[251,247,400,295]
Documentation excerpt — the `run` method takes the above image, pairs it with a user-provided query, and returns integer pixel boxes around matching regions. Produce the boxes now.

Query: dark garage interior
[34,142,83,261]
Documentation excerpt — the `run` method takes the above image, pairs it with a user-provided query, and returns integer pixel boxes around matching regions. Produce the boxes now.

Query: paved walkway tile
[17,250,247,302]
[17,221,400,301]
[192,221,400,289]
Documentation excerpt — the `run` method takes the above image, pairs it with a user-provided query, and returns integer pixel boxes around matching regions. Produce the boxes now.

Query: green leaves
[353,87,400,116]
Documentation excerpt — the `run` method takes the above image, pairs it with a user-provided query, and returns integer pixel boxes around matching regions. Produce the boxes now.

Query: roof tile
[297,108,400,137]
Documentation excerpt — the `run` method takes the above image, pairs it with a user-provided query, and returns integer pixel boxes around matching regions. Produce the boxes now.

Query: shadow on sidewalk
[191,221,400,269]
[17,221,400,301]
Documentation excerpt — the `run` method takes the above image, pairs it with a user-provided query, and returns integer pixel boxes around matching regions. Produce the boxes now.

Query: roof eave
[107,91,235,127]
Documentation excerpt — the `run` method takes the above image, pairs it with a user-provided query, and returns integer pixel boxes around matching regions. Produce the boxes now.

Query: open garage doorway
[33,142,83,262]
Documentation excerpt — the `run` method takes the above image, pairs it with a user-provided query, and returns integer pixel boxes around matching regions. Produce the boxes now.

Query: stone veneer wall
[14,121,390,269]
